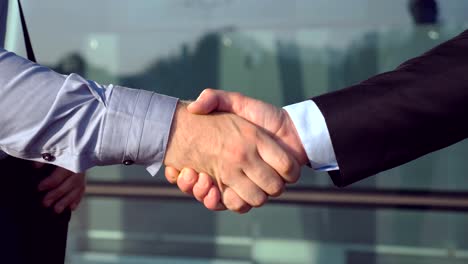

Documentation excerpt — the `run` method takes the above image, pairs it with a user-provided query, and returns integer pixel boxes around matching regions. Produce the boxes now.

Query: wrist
[164,101,190,167]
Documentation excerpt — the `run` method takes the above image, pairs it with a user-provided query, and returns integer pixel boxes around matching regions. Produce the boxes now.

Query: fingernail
[182,169,194,183]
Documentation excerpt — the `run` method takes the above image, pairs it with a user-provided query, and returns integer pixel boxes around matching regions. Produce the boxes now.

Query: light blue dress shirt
[0,0,170,174]
[0,48,178,175]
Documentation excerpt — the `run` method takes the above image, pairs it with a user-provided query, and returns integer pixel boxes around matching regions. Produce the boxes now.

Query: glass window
[7,0,468,191]
[5,1,468,263]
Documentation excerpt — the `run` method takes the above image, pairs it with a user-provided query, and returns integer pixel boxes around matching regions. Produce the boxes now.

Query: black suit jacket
[313,29,468,187]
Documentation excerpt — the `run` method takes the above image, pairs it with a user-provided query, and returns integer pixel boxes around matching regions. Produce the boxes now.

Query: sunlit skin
[165,89,308,213]
[164,100,300,212]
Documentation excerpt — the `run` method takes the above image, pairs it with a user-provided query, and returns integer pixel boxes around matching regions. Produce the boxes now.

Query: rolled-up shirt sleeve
[0,48,177,175]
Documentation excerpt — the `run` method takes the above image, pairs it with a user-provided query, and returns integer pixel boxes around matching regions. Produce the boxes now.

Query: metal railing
[86,181,468,212]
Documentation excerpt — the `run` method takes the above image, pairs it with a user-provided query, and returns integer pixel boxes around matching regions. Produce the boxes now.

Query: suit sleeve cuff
[283,100,338,171]
[99,85,178,176]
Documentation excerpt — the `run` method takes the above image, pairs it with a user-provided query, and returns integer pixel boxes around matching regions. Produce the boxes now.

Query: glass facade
[5,0,468,263]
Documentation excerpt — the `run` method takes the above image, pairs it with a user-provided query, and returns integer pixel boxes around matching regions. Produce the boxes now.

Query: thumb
[187,89,245,116]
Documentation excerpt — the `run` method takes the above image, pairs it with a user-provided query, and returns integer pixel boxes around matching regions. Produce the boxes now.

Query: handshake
[163,89,309,213]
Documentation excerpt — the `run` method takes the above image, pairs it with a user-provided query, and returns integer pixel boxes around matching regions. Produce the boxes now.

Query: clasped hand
[34,162,85,214]
[164,89,308,213]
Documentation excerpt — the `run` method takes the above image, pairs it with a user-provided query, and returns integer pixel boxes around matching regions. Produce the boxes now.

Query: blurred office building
[4,0,468,263]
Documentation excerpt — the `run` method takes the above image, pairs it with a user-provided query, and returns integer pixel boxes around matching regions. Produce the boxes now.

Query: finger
[70,187,85,211]
[54,187,82,214]
[243,154,285,197]
[165,166,180,184]
[193,173,213,202]
[203,186,226,211]
[221,170,267,208]
[222,187,251,214]
[188,89,247,116]
[189,89,270,123]
[70,203,79,211]
[70,185,85,212]
[176,168,199,195]
[38,167,72,191]
[70,174,86,211]
[42,171,77,207]
[256,133,300,184]
[189,88,299,184]
[188,88,223,114]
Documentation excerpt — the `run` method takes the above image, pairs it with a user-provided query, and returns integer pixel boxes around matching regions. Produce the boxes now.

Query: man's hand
[164,101,300,213]
[35,163,86,214]
[165,89,308,212]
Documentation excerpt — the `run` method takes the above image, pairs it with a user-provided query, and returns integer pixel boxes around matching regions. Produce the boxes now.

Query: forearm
[313,29,468,186]
[0,48,177,174]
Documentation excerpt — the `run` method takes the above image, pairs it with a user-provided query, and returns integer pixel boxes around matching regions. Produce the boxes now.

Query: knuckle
[194,192,205,202]
[237,204,252,214]
[236,152,249,163]
[231,202,243,212]
[225,198,244,212]
[251,193,267,208]
[46,193,57,201]
[288,169,300,184]
[281,157,295,175]
[56,200,66,208]
[246,126,258,138]
[223,188,252,213]
[203,88,215,97]
[55,204,65,213]
[268,180,285,197]
[53,188,65,198]
[43,194,52,203]
[280,157,298,183]
[219,173,232,185]
[47,178,58,186]
[229,203,242,212]
[231,92,243,100]
[232,148,249,163]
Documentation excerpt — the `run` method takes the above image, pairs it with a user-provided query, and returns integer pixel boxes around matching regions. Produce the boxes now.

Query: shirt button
[42,153,55,162]
[123,160,134,166]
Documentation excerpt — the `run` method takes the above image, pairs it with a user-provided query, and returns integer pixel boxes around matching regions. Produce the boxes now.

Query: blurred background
[4,0,468,263]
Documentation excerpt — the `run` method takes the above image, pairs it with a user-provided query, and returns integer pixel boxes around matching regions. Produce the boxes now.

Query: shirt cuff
[99,85,178,176]
[283,100,338,171]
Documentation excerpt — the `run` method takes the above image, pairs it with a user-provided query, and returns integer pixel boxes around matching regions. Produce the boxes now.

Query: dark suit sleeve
[312,29,468,187]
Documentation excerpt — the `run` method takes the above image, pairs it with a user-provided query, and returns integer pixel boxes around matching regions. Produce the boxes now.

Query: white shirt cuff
[283,100,338,171]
